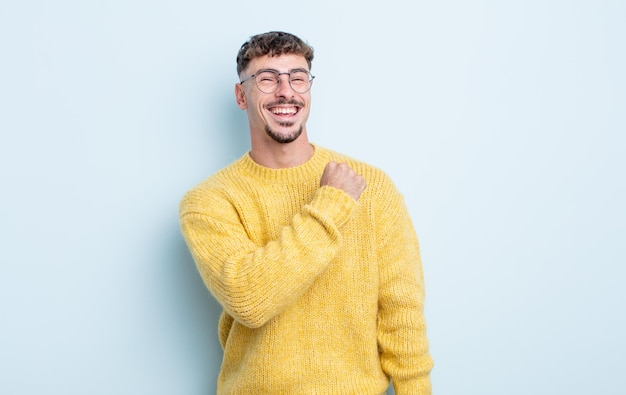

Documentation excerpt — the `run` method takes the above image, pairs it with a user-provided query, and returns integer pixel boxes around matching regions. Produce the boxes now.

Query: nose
[275,73,295,97]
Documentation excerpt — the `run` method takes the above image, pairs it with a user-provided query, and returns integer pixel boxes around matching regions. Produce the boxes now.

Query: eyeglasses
[240,69,315,94]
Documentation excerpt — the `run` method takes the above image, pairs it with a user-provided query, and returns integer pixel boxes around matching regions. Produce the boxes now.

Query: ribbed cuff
[306,185,359,229]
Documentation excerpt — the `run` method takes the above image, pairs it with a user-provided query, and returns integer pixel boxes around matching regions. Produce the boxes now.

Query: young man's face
[235,54,312,144]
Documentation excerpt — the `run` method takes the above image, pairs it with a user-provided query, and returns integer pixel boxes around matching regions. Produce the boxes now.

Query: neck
[249,134,314,169]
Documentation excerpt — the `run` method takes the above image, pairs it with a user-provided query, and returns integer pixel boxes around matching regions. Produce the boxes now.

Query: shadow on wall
[168,86,250,392]
[211,82,250,164]
[173,232,223,391]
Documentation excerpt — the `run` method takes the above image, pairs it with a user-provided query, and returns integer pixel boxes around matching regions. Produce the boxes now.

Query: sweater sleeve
[180,185,358,329]
[376,186,434,395]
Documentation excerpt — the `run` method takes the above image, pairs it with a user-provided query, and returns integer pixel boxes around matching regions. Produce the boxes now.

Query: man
[179,31,433,394]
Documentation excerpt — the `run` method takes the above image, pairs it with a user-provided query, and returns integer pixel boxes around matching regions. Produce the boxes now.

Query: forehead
[245,54,309,74]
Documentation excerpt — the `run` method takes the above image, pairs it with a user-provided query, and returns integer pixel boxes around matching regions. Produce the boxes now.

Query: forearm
[180,186,358,328]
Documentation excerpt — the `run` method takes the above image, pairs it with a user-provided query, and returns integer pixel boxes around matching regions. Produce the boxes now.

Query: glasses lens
[289,71,312,93]
[255,71,279,93]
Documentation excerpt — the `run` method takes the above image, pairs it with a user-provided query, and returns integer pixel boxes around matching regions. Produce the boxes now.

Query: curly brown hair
[236,31,314,76]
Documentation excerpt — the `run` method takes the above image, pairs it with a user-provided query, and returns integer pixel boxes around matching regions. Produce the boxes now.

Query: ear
[235,83,248,110]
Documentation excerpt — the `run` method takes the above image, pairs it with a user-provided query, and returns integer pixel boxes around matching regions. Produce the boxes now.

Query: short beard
[265,123,303,144]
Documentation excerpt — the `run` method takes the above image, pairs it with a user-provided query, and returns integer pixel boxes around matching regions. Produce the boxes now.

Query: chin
[265,124,303,144]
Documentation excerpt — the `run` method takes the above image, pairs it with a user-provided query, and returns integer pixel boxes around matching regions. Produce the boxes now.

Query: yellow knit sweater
[179,145,433,394]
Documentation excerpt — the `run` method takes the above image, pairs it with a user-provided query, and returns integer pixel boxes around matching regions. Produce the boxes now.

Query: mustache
[266,99,304,107]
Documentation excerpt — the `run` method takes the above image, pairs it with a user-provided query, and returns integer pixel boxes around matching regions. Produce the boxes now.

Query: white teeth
[271,107,297,115]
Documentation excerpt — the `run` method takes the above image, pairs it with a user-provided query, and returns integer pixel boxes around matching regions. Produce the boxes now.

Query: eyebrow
[255,67,309,74]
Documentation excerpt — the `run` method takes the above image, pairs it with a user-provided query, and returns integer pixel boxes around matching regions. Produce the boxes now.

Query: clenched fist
[320,161,367,201]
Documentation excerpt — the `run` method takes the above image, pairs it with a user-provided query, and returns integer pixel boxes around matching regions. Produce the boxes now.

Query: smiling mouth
[267,99,303,117]
[269,106,299,116]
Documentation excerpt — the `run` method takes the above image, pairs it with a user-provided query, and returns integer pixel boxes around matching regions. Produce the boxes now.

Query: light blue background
[1,1,624,394]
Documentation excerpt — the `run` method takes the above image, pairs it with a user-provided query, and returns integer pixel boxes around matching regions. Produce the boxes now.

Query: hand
[320,161,367,201]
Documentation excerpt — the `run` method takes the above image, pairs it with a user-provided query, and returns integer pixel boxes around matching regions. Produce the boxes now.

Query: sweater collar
[236,144,329,184]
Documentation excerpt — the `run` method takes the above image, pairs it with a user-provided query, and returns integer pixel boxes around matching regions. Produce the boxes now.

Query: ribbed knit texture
[179,145,433,395]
